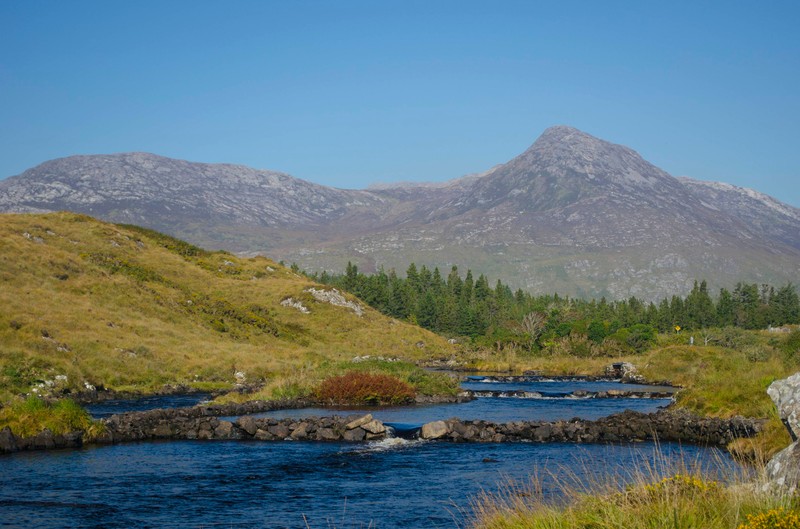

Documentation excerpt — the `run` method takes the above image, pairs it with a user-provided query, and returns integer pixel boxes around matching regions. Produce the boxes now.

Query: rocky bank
[0,404,762,454]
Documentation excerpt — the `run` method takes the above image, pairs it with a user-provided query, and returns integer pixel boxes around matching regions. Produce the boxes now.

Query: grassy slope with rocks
[0,212,456,410]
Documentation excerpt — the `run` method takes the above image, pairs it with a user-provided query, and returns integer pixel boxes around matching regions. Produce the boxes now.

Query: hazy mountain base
[282,238,799,302]
[0,212,455,404]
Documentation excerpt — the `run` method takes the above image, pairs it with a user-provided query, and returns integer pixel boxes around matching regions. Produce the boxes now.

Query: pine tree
[712,288,731,327]
[416,291,438,330]
[685,280,716,329]
[771,284,800,325]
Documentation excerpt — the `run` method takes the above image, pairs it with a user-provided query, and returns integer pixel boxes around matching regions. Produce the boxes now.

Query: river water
[1,379,738,529]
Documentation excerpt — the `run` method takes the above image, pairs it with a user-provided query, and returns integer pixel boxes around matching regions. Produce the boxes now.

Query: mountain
[2,127,799,300]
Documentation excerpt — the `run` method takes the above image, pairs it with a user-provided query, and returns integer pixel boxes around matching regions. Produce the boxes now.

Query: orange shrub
[316,371,415,405]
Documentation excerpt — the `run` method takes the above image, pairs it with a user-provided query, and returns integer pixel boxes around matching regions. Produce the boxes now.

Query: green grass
[0,396,105,439]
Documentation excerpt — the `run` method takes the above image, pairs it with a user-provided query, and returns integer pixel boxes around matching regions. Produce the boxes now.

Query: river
[1,378,738,529]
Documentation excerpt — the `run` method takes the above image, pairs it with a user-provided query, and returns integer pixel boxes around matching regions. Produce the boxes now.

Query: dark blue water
[225,379,673,425]
[232,396,672,425]
[1,380,728,528]
[460,377,677,394]
[84,393,211,419]
[0,440,736,529]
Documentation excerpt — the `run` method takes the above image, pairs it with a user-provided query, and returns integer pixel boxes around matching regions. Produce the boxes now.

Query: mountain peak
[529,125,627,154]
[497,125,674,194]
[537,125,591,141]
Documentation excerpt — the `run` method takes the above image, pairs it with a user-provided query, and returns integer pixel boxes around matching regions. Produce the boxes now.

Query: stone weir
[0,403,762,454]
[418,409,762,445]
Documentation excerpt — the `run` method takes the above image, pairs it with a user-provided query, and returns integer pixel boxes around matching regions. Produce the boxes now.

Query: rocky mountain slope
[2,127,798,300]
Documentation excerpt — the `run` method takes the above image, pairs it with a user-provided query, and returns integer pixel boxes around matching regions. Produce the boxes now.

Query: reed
[467,448,799,529]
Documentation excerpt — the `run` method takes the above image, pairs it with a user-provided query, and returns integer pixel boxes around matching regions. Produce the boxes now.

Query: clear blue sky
[1,1,799,205]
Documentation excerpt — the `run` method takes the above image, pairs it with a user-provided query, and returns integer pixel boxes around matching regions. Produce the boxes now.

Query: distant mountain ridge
[2,126,798,300]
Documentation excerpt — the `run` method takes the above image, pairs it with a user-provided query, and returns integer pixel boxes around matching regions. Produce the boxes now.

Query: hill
[2,127,799,300]
[0,212,453,402]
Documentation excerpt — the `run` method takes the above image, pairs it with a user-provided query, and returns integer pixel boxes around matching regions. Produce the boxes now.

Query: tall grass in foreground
[467,448,800,529]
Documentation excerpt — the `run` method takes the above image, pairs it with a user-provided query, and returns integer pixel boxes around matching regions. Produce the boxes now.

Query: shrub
[738,508,800,529]
[626,324,657,353]
[637,473,719,499]
[316,371,415,405]
[718,326,758,350]
[545,334,591,357]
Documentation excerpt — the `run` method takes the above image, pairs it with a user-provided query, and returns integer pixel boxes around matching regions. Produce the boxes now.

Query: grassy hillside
[0,212,455,403]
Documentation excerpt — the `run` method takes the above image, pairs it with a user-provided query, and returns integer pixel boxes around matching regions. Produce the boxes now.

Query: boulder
[345,414,374,430]
[254,429,272,441]
[605,361,645,383]
[421,421,449,440]
[290,423,310,440]
[268,424,290,439]
[343,428,366,441]
[197,422,213,440]
[237,416,258,437]
[0,426,18,453]
[765,442,800,495]
[153,423,173,438]
[765,371,800,494]
[767,372,800,441]
[213,421,235,439]
[533,424,553,442]
[32,428,55,449]
[63,431,83,448]
[361,420,386,435]
[316,428,338,441]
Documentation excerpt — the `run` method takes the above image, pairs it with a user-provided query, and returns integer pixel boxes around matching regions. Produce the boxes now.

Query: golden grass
[0,212,454,402]
[468,453,800,529]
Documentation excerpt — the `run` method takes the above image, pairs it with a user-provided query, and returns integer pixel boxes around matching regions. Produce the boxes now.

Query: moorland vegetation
[1,212,799,458]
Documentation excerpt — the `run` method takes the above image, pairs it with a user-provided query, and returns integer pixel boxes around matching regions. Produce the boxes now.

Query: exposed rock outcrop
[765,372,800,495]
[604,362,647,383]
[306,288,363,316]
[767,372,800,441]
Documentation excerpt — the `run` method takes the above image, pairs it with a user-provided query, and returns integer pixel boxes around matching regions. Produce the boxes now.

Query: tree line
[306,262,799,351]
